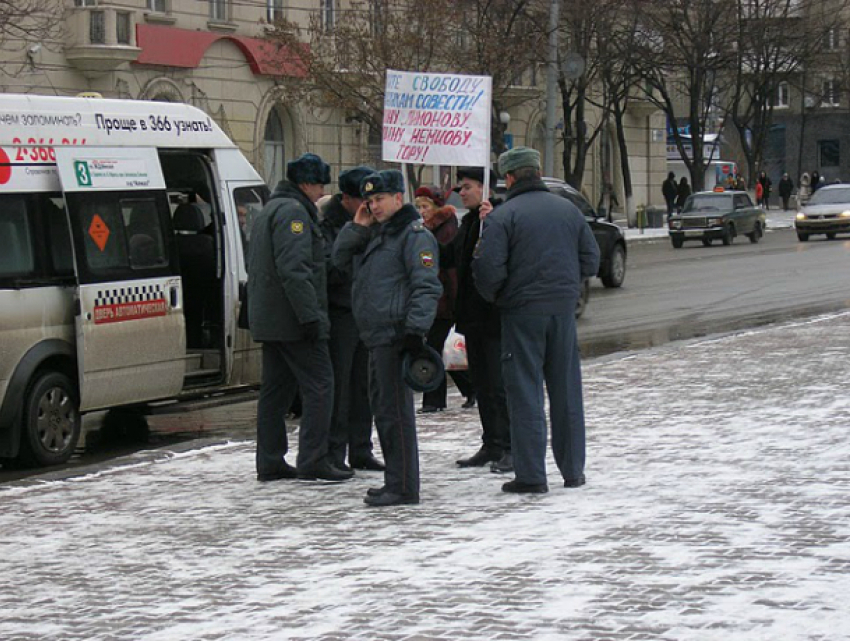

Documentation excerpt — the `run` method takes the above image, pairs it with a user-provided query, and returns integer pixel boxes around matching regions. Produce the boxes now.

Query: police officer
[472,147,600,493]
[319,165,385,473]
[333,169,442,506]
[248,152,354,483]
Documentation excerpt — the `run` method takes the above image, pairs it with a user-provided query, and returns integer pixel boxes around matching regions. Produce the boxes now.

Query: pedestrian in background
[442,167,513,473]
[248,153,353,483]
[811,170,822,193]
[333,170,442,506]
[320,165,385,473]
[676,176,691,212]
[662,172,677,218]
[758,171,772,208]
[778,173,794,211]
[472,147,600,494]
[736,175,747,191]
[414,184,476,414]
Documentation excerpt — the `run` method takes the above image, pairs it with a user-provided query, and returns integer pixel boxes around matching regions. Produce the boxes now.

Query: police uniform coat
[332,204,442,348]
[247,181,329,342]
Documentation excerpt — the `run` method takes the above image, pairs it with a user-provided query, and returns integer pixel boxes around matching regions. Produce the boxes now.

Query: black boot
[456,446,501,467]
[364,491,420,506]
[490,452,513,474]
[502,479,548,494]
[297,459,355,482]
[349,454,386,471]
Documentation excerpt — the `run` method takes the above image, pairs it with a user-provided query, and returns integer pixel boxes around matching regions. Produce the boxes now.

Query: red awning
[135,24,306,77]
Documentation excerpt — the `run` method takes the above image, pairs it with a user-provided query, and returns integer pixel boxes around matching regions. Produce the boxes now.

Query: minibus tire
[19,371,81,467]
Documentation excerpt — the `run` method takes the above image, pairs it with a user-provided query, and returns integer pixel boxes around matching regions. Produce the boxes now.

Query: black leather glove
[302,320,320,343]
[402,333,426,356]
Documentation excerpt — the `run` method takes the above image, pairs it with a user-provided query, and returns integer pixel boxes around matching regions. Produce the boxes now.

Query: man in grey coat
[333,169,442,506]
[472,147,600,494]
[248,152,353,483]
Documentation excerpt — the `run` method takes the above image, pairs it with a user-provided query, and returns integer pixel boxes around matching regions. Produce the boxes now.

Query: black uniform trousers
[465,327,511,454]
[328,309,375,466]
[255,340,333,475]
[422,318,475,409]
[501,313,585,485]
[369,342,419,497]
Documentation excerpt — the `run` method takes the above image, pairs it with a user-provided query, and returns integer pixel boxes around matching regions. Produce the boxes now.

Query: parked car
[794,183,850,241]
[668,191,766,248]
[494,178,627,288]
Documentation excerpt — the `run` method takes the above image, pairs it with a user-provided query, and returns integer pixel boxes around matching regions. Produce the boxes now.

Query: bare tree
[729,0,850,186]
[264,0,545,182]
[628,0,738,191]
[0,0,62,53]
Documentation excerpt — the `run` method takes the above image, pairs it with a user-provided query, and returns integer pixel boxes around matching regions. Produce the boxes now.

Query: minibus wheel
[20,371,81,467]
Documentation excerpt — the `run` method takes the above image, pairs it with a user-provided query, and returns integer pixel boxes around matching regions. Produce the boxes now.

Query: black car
[494,177,627,288]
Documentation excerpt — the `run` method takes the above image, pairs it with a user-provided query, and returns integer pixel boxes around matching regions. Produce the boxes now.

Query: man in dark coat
[662,172,678,217]
[473,147,600,494]
[319,165,384,473]
[248,152,353,483]
[778,173,794,211]
[333,170,442,506]
[441,167,513,473]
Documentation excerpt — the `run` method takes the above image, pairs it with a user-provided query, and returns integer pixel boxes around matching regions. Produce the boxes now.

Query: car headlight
[841,211,850,218]
[707,218,723,226]
[796,212,807,220]
[669,220,681,229]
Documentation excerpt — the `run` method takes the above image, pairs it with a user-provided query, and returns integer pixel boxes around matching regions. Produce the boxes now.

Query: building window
[321,0,335,32]
[75,0,97,6]
[824,27,838,51]
[210,0,227,21]
[264,109,287,187]
[772,82,789,108]
[267,0,284,21]
[90,10,105,44]
[819,139,840,167]
[821,79,840,107]
[147,0,167,11]
[116,12,131,45]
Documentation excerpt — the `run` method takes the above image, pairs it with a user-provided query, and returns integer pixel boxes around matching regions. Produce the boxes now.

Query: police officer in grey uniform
[333,169,442,506]
[472,147,600,494]
[319,165,385,472]
[248,152,354,483]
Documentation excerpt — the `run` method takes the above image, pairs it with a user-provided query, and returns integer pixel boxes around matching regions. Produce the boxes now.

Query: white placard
[383,70,492,167]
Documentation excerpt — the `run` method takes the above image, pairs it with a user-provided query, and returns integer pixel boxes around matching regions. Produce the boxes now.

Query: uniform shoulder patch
[420,250,435,268]
[291,220,305,235]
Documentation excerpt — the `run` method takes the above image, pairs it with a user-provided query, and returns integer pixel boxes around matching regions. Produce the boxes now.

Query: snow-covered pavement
[2,312,849,640]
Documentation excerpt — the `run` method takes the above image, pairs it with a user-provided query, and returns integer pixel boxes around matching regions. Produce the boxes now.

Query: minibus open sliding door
[54,147,186,411]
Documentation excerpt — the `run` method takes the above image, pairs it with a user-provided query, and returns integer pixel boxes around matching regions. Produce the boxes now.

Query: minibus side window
[0,197,36,278]
[43,196,74,275]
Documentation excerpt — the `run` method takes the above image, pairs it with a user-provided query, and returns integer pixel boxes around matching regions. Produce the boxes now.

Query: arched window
[264,108,287,186]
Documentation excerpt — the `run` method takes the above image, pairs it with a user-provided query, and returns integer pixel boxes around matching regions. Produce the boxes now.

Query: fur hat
[413,185,445,207]
[498,146,541,176]
[338,165,375,198]
[360,169,405,198]
[456,166,499,186]
[286,153,331,185]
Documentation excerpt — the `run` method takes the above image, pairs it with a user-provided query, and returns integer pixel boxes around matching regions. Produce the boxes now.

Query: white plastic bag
[442,326,468,371]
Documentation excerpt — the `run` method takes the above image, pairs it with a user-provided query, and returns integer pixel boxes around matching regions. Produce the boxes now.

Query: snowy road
[2,312,849,640]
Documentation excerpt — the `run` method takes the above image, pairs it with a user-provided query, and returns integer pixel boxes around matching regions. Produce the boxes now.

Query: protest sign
[382,70,492,168]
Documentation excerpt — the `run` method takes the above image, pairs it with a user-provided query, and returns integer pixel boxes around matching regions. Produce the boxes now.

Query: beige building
[0,0,666,215]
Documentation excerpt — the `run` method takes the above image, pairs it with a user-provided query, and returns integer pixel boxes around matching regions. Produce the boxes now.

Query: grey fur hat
[286,153,331,185]
[360,169,405,197]
[339,165,375,198]
[498,146,541,176]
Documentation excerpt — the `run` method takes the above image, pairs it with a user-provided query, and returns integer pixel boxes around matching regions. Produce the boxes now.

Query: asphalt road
[578,226,850,356]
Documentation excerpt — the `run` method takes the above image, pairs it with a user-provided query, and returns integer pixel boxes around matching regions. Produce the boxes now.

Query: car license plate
[684,230,704,236]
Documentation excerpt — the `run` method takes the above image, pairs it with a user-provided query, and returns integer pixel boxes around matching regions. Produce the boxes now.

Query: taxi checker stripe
[94,283,165,307]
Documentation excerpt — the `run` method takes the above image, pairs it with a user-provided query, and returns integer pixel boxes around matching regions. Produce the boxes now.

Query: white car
[795,184,850,241]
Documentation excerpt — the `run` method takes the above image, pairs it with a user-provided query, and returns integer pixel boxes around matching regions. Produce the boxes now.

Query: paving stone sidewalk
[2,313,849,641]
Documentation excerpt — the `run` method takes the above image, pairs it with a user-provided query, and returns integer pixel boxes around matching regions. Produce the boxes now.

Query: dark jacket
[662,177,678,202]
[472,178,600,315]
[332,204,442,348]
[778,177,794,198]
[676,180,691,208]
[440,201,502,336]
[247,181,329,342]
[423,205,459,320]
[759,175,773,199]
[319,194,355,312]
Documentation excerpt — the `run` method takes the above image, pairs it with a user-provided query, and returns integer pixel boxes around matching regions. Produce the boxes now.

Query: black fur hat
[339,165,375,198]
[286,153,331,185]
[456,166,499,187]
[360,169,406,198]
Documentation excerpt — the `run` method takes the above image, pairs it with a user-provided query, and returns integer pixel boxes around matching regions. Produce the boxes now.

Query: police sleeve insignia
[420,250,435,268]
[291,220,304,234]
